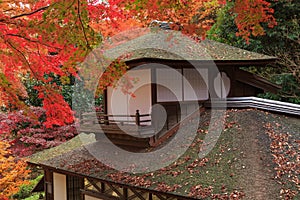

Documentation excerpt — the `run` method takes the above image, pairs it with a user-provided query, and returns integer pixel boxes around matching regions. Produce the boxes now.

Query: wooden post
[166,115,169,130]
[101,182,105,193]
[44,169,53,200]
[123,187,128,200]
[135,110,140,126]
[105,115,109,125]
[176,103,179,123]
[104,89,109,125]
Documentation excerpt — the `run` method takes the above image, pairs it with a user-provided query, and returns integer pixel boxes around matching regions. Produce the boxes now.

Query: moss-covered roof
[28,109,299,199]
[102,29,276,63]
[29,133,96,164]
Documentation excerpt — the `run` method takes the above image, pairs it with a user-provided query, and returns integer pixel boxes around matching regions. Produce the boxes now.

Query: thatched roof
[102,29,276,65]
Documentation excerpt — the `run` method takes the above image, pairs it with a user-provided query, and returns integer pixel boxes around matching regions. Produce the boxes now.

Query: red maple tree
[0,0,276,127]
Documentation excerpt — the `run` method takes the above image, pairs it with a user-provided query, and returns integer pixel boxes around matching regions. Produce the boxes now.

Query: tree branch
[6,33,62,50]
[77,0,90,50]
[10,5,49,19]
[6,39,40,80]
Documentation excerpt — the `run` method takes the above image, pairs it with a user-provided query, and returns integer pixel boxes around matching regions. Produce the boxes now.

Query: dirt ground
[231,110,280,199]
[229,109,299,200]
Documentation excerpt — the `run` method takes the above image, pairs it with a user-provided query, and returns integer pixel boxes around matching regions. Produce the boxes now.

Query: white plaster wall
[53,173,67,200]
[128,84,151,124]
[156,68,183,102]
[157,68,208,102]
[183,68,208,101]
[214,72,231,98]
[107,69,151,123]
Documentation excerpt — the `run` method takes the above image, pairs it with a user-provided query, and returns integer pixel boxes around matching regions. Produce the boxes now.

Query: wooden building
[29,31,286,200]
[101,31,279,123]
[78,30,280,149]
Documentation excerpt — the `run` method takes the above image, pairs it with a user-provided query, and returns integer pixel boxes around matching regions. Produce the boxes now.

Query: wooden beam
[87,178,102,193]
[234,69,281,93]
[37,166,199,200]
[106,183,124,198]
[128,188,147,200]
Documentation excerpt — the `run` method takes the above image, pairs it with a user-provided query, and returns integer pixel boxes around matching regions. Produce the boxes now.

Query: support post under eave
[103,89,109,125]
[151,67,157,107]
[44,168,54,200]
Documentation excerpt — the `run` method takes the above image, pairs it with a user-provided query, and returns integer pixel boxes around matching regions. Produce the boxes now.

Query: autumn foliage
[0,107,78,157]
[0,0,277,127]
[0,141,30,198]
[0,0,122,127]
[233,0,277,43]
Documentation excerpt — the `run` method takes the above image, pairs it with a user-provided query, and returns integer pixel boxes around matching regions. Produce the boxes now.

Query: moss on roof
[201,40,275,61]
[29,133,96,164]
[103,29,276,62]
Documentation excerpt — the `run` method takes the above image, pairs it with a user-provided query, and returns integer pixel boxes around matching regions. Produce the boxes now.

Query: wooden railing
[80,110,151,126]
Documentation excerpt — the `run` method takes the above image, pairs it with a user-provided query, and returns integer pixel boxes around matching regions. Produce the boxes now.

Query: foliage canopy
[0,0,277,126]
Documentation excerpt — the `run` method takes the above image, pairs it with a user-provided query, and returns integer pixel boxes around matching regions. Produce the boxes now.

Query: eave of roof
[125,58,277,68]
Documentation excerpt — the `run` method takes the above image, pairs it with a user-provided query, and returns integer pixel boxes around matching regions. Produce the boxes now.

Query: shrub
[12,175,43,199]
[0,141,30,198]
[0,107,78,157]
[258,73,300,104]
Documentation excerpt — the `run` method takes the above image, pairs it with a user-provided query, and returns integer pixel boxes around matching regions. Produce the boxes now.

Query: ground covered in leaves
[136,108,300,199]
[226,109,299,199]
[29,108,299,199]
[96,109,299,199]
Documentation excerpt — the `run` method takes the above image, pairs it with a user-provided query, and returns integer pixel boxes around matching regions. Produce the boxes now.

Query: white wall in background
[107,68,151,123]
[53,173,67,200]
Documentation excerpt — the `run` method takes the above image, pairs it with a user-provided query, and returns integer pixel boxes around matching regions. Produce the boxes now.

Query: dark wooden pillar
[151,67,157,106]
[135,110,140,126]
[103,89,109,125]
[208,66,219,99]
[44,168,53,200]
[229,67,237,97]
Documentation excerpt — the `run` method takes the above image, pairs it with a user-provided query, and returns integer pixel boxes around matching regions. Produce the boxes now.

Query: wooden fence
[80,110,151,126]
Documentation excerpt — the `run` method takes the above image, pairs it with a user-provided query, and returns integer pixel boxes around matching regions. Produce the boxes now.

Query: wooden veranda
[79,105,204,150]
